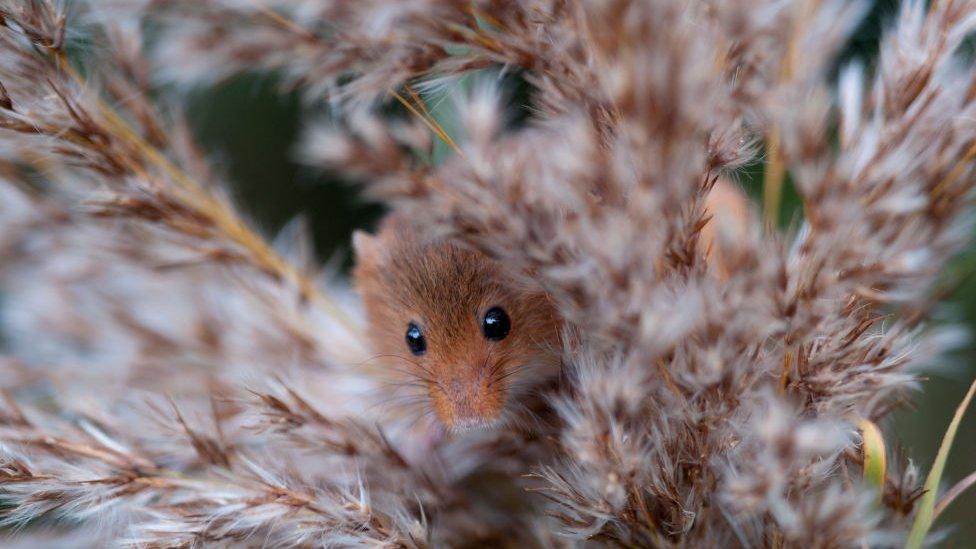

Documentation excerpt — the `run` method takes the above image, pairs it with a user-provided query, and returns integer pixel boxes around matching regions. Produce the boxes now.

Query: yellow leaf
[858,418,887,504]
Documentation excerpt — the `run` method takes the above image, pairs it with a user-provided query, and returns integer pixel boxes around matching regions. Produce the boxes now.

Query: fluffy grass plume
[1,0,976,546]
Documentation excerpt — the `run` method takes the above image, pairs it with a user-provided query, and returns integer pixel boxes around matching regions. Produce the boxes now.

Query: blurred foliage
[186,77,384,269]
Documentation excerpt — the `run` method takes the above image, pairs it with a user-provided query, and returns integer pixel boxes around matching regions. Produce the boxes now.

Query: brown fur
[353,216,561,430]
[702,179,752,278]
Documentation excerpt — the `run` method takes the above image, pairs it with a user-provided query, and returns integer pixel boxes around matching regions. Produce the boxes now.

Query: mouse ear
[352,230,381,265]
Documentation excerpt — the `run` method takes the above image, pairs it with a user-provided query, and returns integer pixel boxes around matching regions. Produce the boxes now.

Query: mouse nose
[431,374,504,430]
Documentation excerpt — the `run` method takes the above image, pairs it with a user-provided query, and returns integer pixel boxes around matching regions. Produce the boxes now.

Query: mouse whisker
[403,407,438,432]
[379,381,431,393]
[486,354,507,380]
[370,386,427,401]
[486,362,529,389]
[360,353,437,379]
[379,364,438,386]
[366,393,429,415]
[375,371,447,399]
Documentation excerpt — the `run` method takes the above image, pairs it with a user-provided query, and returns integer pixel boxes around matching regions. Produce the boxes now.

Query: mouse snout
[430,371,505,430]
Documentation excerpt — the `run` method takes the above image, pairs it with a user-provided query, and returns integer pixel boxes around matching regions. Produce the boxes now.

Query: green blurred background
[181,0,974,542]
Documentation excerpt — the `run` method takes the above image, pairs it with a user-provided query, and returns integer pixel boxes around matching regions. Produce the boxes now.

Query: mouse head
[353,227,560,431]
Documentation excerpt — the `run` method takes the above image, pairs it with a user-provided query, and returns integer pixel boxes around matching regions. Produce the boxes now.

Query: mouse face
[353,225,561,431]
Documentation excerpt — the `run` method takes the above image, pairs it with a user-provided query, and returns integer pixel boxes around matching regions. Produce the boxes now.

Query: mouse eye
[405,322,427,356]
[482,306,511,341]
